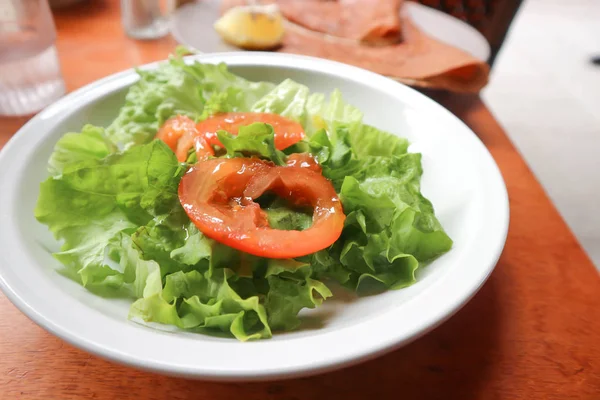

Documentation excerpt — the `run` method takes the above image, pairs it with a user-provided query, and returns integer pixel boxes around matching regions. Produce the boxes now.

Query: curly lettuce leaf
[48,124,116,177]
[308,127,362,187]
[107,58,275,148]
[308,126,452,291]
[109,234,163,298]
[349,124,409,158]
[250,80,363,140]
[129,258,331,339]
[129,269,273,341]
[251,79,310,125]
[305,89,363,139]
[131,211,213,277]
[264,260,332,330]
[217,122,286,165]
[35,140,185,288]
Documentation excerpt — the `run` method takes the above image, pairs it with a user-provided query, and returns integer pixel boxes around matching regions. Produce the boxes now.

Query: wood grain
[1,1,599,398]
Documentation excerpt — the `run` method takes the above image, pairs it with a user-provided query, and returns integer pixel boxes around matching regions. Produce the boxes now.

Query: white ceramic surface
[0,53,508,380]
[170,0,491,61]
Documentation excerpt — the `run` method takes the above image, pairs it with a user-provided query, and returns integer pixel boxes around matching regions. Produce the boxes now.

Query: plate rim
[405,2,491,61]
[0,52,509,381]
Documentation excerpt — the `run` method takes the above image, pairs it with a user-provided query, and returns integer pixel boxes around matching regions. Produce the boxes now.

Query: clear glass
[0,0,66,116]
[121,0,173,40]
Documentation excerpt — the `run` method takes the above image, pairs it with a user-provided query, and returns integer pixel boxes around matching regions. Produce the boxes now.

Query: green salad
[35,55,452,341]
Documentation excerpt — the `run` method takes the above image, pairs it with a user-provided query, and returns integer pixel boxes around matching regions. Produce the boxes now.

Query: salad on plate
[35,54,453,341]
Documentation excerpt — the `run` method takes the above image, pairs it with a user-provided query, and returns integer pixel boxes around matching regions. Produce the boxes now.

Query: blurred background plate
[170,0,491,61]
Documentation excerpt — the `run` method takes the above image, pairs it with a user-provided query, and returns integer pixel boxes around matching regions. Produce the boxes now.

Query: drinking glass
[0,0,66,116]
[121,0,172,40]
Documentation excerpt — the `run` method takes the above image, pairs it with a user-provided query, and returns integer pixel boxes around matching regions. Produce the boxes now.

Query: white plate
[0,53,508,380]
[170,0,491,61]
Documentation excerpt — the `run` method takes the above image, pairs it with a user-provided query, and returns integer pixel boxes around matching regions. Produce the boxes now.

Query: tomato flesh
[197,112,305,150]
[177,130,214,162]
[156,115,215,162]
[156,113,305,163]
[178,158,345,259]
[156,115,196,154]
[286,152,322,173]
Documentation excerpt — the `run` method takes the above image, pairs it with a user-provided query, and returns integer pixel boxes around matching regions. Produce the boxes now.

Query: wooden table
[1,1,599,398]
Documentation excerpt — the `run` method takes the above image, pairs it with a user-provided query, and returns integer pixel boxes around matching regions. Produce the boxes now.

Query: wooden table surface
[1,1,599,399]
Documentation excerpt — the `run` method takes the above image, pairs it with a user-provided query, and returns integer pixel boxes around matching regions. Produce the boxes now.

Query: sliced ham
[277,0,403,45]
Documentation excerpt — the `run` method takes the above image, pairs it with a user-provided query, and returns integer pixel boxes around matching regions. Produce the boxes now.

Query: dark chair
[417,0,524,65]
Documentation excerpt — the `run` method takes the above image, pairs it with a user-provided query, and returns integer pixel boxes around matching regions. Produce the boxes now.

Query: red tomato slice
[156,115,215,162]
[178,158,345,259]
[157,113,305,163]
[176,129,214,162]
[156,115,195,153]
[286,152,322,173]
[197,112,304,150]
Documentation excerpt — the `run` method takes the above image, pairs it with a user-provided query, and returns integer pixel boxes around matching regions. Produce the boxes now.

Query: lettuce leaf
[128,259,331,340]
[48,124,116,177]
[264,260,332,330]
[106,57,275,148]
[251,79,363,139]
[35,139,184,289]
[312,129,453,291]
[349,124,409,158]
[252,79,310,126]
[129,269,273,341]
[217,122,286,165]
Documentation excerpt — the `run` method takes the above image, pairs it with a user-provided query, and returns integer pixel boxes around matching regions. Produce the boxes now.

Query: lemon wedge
[214,4,285,50]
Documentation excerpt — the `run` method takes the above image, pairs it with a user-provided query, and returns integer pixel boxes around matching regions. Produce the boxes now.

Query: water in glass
[0,0,65,116]
[121,0,172,40]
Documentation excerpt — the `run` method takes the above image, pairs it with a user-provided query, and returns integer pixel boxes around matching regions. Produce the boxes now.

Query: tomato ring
[178,158,345,259]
